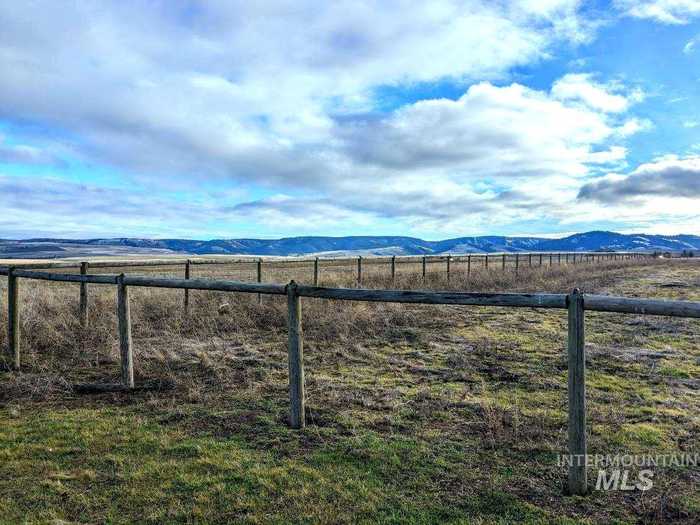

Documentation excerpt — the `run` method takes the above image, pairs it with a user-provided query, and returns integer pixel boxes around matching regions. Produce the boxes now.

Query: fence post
[422,256,426,280]
[558,253,562,265]
[7,267,19,370]
[467,255,471,276]
[446,255,451,281]
[184,260,191,314]
[528,253,532,267]
[287,280,305,429]
[314,257,319,286]
[391,256,396,283]
[485,254,489,270]
[502,253,506,271]
[117,274,134,389]
[515,253,519,275]
[80,262,89,328]
[539,253,543,266]
[357,256,362,285]
[567,288,587,495]
[257,258,263,304]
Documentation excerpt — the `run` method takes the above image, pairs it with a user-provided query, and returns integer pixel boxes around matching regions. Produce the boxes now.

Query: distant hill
[1,231,699,259]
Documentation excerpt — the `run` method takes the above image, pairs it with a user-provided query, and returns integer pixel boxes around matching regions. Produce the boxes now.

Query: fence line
[0,251,651,317]
[0,250,649,271]
[1,252,690,497]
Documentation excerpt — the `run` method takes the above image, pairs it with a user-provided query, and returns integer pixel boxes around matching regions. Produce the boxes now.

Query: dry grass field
[0,257,698,524]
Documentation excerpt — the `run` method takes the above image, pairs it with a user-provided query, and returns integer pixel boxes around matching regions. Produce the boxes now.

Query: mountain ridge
[1,231,699,259]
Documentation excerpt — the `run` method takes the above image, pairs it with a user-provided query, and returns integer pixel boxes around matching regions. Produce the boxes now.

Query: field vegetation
[0,257,698,523]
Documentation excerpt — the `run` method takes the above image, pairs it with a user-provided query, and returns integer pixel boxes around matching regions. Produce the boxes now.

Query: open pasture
[0,256,698,523]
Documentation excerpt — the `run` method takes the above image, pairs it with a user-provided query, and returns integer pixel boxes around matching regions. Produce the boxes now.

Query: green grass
[0,407,577,524]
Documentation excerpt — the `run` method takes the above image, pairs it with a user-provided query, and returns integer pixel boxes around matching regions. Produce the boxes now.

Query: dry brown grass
[0,257,666,400]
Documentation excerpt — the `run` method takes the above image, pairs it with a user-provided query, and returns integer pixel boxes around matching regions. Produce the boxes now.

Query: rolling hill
[1,231,699,259]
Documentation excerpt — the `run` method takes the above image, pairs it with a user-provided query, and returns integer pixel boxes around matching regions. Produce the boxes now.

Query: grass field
[0,258,698,524]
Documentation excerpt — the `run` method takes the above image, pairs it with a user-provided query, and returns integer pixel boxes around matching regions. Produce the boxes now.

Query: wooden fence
[0,250,650,285]
[1,250,689,497]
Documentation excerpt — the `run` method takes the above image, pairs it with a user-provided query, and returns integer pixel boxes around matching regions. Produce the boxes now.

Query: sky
[1,1,699,240]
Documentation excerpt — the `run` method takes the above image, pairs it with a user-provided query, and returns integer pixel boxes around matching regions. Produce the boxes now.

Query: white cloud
[0,1,597,183]
[615,0,700,24]
[0,2,660,237]
[551,73,639,112]
[337,79,638,178]
[613,118,654,137]
[230,77,646,232]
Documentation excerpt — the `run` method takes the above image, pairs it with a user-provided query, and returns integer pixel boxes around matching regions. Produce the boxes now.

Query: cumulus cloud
[336,79,641,177]
[551,73,641,112]
[577,156,700,202]
[0,1,659,237]
[615,0,700,24]
[0,1,596,182]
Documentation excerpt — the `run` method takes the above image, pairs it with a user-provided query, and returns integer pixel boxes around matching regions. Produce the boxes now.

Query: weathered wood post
[515,253,519,275]
[558,253,562,265]
[257,258,263,304]
[391,255,396,284]
[116,274,134,389]
[467,255,471,277]
[446,255,451,281]
[314,257,319,286]
[357,256,362,285]
[7,267,20,370]
[566,253,569,264]
[539,253,543,266]
[80,262,89,328]
[528,253,532,267]
[567,288,587,495]
[502,253,506,272]
[485,254,489,270]
[549,253,553,266]
[422,256,427,280]
[287,280,305,429]
[184,260,191,314]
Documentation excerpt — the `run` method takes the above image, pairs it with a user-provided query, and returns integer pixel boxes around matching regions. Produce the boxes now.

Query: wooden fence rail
[0,251,650,271]
[1,251,685,498]
[1,251,650,317]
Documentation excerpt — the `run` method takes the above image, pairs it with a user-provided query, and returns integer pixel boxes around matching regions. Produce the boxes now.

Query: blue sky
[1,1,699,240]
